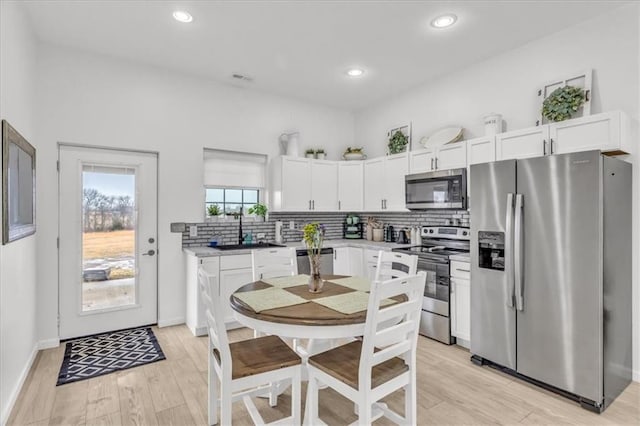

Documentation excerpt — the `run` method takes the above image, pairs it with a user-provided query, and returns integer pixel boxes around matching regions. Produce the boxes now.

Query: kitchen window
[203,148,267,219]
[205,187,259,216]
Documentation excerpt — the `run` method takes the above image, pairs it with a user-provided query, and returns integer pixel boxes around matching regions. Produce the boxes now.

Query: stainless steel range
[393,226,469,344]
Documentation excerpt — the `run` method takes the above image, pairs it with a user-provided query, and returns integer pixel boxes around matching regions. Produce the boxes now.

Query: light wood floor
[8,325,640,425]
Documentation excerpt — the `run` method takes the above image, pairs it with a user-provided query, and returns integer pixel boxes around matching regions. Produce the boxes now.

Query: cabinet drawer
[364,249,381,263]
[450,260,471,279]
[220,254,252,270]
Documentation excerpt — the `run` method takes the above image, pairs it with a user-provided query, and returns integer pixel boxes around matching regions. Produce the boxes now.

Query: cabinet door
[219,268,253,325]
[409,149,435,173]
[550,111,621,155]
[311,160,338,211]
[282,157,311,211]
[333,247,351,275]
[364,158,385,211]
[467,136,496,166]
[337,162,364,211]
[451,278,471,342]
[436,142,467,170]
[384,154,409,211]
[348,247,364,277]
[496,126,548,160]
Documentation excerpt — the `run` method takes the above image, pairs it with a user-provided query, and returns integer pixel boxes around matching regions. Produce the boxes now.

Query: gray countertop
[183,239,413,257]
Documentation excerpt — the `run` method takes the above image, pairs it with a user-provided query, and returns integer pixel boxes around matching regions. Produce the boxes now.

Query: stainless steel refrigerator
[469,150,632,413]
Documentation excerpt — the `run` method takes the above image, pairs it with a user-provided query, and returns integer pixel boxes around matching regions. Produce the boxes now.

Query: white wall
[356,3,640,382]
[35,45,354,342]
[0,2,39,424]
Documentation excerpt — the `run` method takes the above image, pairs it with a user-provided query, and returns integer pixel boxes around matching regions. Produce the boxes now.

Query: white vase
[286,133,300,157]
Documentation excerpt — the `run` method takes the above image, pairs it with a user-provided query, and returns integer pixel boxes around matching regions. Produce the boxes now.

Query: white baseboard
[37,338,60,350]
[157,317,184,328]
[1,343,38,426]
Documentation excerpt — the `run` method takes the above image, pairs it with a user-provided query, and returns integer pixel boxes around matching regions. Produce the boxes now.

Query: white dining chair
[374,250,418,282]
[198,269,302,426]
[304,271,427,425]
[251,247,298,281]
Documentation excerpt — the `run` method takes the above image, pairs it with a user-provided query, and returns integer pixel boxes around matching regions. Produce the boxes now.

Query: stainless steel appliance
[470,150,632,413]
[296,248,334,275]
[393,226,470,344]
[405,168,467,210]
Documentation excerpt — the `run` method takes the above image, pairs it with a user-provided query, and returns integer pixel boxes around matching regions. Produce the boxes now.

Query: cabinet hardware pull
[338,200,341,210]
[456,268,471,273]
[435,158,438,169]
[312,200,315,210]
[543,139,547,156]
[431,158,434,170]
[550,138,555,155]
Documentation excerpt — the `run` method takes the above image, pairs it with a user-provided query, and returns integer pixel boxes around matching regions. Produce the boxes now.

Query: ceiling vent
[232,73,253,82]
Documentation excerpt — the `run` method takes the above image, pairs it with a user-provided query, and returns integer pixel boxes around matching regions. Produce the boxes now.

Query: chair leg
[269,381,278,407]
[303,374,319,426]
[291,368,301,425]
[357,394,372,425]
[220,377,232,426]
[405,371,417,425]
[208,343,218,425]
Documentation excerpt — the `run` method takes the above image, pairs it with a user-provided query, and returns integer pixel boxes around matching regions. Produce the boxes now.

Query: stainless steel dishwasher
[296,248,334,275]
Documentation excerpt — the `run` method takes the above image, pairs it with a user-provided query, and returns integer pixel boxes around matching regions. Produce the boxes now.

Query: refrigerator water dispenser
[478,231,505,271]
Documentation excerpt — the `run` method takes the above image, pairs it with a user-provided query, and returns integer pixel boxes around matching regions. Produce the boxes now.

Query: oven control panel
[421,226,469,240]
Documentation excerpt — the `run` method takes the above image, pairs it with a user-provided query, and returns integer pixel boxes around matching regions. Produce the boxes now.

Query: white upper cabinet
[409,142,466,173]
[280,157,312,211]
[311,160,338,211]
[365,153,408,212]
[466,136,496,166]
[337,162,364,211]
[496,126,548,160]
[550,111,629,155]
[384,153,409,211]
[363,158,386,211]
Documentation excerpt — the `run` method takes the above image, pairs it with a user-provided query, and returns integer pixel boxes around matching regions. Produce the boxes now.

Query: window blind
[203,149,267,189]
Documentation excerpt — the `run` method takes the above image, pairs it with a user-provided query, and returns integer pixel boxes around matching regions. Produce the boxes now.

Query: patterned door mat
[57,326,166,385]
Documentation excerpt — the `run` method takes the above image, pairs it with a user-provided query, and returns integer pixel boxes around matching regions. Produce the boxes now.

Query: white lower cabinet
[186,253,251,336]
[333,247,366,277]
[450,260,471,346]
[364,249,380,281]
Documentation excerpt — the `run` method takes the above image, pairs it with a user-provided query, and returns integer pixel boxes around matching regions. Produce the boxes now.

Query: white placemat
[328,276,371,292]
[234,287,308,313]
[262,274,310,288]
[314,291,395,315]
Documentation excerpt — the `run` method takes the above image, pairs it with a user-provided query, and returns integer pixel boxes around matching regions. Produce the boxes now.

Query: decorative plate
[420,127,463,149]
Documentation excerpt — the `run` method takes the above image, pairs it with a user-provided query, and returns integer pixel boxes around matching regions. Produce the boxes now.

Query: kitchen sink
[214,242,286,251]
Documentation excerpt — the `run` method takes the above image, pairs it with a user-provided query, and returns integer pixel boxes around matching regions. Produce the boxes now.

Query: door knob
[143,249,156,256]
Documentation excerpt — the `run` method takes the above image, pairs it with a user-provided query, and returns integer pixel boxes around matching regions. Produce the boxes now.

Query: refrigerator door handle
[505,193,515,309]
[514,193,524,311]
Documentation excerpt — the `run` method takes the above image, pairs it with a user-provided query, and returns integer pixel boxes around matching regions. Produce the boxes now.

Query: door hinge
[56,160,60,172]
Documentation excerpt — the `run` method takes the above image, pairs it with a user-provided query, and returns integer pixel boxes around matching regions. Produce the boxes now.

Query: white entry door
[59,145,158,339]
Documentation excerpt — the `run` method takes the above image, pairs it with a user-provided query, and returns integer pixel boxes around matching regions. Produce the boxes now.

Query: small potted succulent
[248,203,268,222]
[207,204,222,222]
[305,148,316,159]
[315,148,326,160]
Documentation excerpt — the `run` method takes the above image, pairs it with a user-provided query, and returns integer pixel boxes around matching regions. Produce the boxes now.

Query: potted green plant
[248,203,268,222]
[541,85,585,122]
[305,148,316,159]
[316,148,326,160]
[207,204,222,222]
[388,130,408,154]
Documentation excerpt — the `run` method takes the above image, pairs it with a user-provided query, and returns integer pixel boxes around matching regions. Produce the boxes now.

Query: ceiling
[22,1,628,110]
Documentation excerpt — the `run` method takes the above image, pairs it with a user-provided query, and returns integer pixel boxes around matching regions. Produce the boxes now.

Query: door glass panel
[81,165,136,312]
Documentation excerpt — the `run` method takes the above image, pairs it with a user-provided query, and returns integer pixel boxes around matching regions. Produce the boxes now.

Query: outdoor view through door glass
[82,165,136,311]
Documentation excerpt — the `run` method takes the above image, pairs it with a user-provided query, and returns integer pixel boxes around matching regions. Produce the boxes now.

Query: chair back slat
[198,269,231,368]
[374,251,418,282]
[359,271,426,390]
[251,247,298,281]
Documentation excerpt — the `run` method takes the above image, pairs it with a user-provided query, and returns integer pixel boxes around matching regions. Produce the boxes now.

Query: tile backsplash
[180,210,469,247]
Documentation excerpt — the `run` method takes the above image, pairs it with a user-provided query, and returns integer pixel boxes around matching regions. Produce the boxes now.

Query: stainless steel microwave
[405,168,467,210]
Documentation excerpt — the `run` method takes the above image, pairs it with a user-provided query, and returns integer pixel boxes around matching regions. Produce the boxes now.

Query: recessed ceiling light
[431,14,457,28]
[347,68,364,77]
[173,10,193,23]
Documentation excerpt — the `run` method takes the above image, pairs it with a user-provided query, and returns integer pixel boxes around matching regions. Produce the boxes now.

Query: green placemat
[262,274,310,288]
[327,276,371,292]
[234,287,308,313]
[314,291,395,315]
